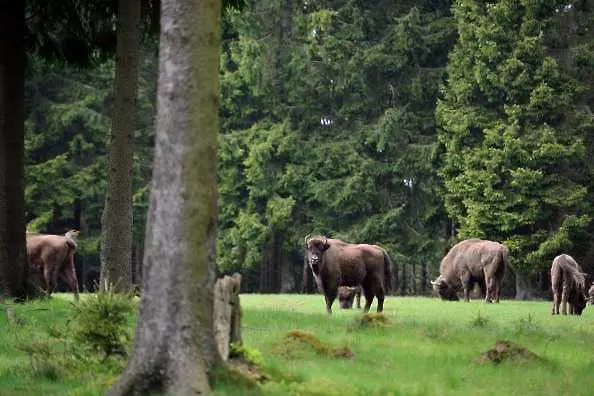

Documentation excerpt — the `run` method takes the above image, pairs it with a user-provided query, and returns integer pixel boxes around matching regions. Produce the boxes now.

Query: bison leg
[371,277,385,313]
[484,277,497,304]
[324,290,337,315]
[561,286,569,315]
[552,290,560,315]
[355,287,361,309]
[60,260,80,301]
[43,263,58,297]
[67,252,80,300]
[361,287,374,313]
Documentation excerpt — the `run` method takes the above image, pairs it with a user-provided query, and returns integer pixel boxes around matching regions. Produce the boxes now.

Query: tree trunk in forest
[0,2,28,300]
[421,258,429,295]
[108,0,222,394]
[100,0,140,293]
[400,262,407,295]
[514,271,535,300]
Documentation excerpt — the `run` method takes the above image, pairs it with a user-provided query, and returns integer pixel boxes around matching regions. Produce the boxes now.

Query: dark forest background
[24,0,594,297]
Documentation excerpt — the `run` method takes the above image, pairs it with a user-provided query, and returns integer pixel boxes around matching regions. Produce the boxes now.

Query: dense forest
[22,0,594,296]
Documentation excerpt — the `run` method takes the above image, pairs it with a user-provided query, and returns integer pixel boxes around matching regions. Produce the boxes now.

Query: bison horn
[304,234,312,246]
[322,236,327,245]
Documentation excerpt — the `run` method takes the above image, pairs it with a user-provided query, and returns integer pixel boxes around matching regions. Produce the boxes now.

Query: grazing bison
[305,235,392,314]
[26,230,80,300]
[550,254,587,315]
[338,286,361,309]
[431,238,508,303]
[589,283,594,305]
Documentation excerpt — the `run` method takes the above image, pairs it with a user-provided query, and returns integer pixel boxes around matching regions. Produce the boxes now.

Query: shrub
[69,284,135,359]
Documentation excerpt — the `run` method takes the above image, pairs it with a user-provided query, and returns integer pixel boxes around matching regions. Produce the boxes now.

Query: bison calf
[550,254,586,315]
[338,286,361,309]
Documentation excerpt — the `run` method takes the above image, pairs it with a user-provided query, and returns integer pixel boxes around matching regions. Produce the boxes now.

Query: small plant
[229,342,263,365]
[69,283,135,359]
[471,311,490,328]
[515,313,539,334]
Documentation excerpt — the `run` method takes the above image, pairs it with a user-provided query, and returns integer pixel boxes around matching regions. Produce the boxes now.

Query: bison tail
[66,239,77,252]
[383,250,393,294]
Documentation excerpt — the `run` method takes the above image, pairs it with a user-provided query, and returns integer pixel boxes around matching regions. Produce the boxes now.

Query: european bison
[305,235,392,314]
[550,254,587,315]
[338,286,361,309]
[431,238,508,303]
[26,229,80,300]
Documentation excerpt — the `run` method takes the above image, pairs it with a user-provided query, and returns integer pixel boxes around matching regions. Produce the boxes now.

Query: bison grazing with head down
[26,230,80,300]
[305,235,392,314]
[431,238,508,303]
[550,254,587,315]
[338,286,361,309]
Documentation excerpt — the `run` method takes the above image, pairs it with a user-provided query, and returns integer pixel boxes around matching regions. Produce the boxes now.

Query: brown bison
[338,286,361,309]
[26,230,80,300]
[431,238,508,303]
[305,235,392,314]
[550,254,587,315]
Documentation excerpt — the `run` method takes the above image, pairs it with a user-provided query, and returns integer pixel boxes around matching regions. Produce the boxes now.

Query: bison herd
[305,235,594,316]
[20,229,594,317]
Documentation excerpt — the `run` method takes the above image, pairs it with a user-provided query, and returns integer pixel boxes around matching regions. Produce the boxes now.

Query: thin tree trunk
[514,271,535,300]
[421,258,427,295]
[108,0,222,394]
[100,0,140,292]
[400,262,407,295]
[0,2,28,300]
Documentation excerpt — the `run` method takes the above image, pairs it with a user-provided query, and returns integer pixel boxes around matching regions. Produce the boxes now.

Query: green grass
[1,293,594,395]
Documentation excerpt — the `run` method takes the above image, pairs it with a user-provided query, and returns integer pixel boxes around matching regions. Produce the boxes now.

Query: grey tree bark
[108,0,222,394]
[0,2,28,300]
[100,0,140,292]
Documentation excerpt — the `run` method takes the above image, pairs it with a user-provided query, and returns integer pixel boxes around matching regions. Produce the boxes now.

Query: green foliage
[219,0,456,291]
[229,342,263,366]
[437,0,592,274]
[68,287,135,358]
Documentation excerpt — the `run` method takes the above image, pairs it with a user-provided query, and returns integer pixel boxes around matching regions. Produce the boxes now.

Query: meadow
[1,293,593,395]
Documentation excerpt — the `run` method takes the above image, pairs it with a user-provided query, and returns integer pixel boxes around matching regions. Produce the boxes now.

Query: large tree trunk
[0,2,28,300]
[108,0,222,394]
[100,0,140,292]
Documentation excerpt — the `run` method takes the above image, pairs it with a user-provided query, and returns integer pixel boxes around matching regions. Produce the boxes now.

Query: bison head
[305,235,330,275]
[338,286,358,309]
[431,276,459,301]
[573,293,587,315]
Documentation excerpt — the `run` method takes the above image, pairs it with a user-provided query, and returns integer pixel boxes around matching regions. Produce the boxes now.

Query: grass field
[1,293,593,395]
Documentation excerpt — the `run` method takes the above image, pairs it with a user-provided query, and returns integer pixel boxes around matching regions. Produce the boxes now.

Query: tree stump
[213,273,242,361]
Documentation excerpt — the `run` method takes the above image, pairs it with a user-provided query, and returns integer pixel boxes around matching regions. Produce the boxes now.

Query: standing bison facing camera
[431,239,508,303]
[550,254,587,315]
[305,235,392,314]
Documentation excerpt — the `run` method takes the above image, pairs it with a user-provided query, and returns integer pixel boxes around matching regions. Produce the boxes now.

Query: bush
[69,285,135,359]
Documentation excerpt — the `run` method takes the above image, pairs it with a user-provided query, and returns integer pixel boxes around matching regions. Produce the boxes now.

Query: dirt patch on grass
[283,330,354,359]
[350,312,391,330]
[475,340,541,364]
